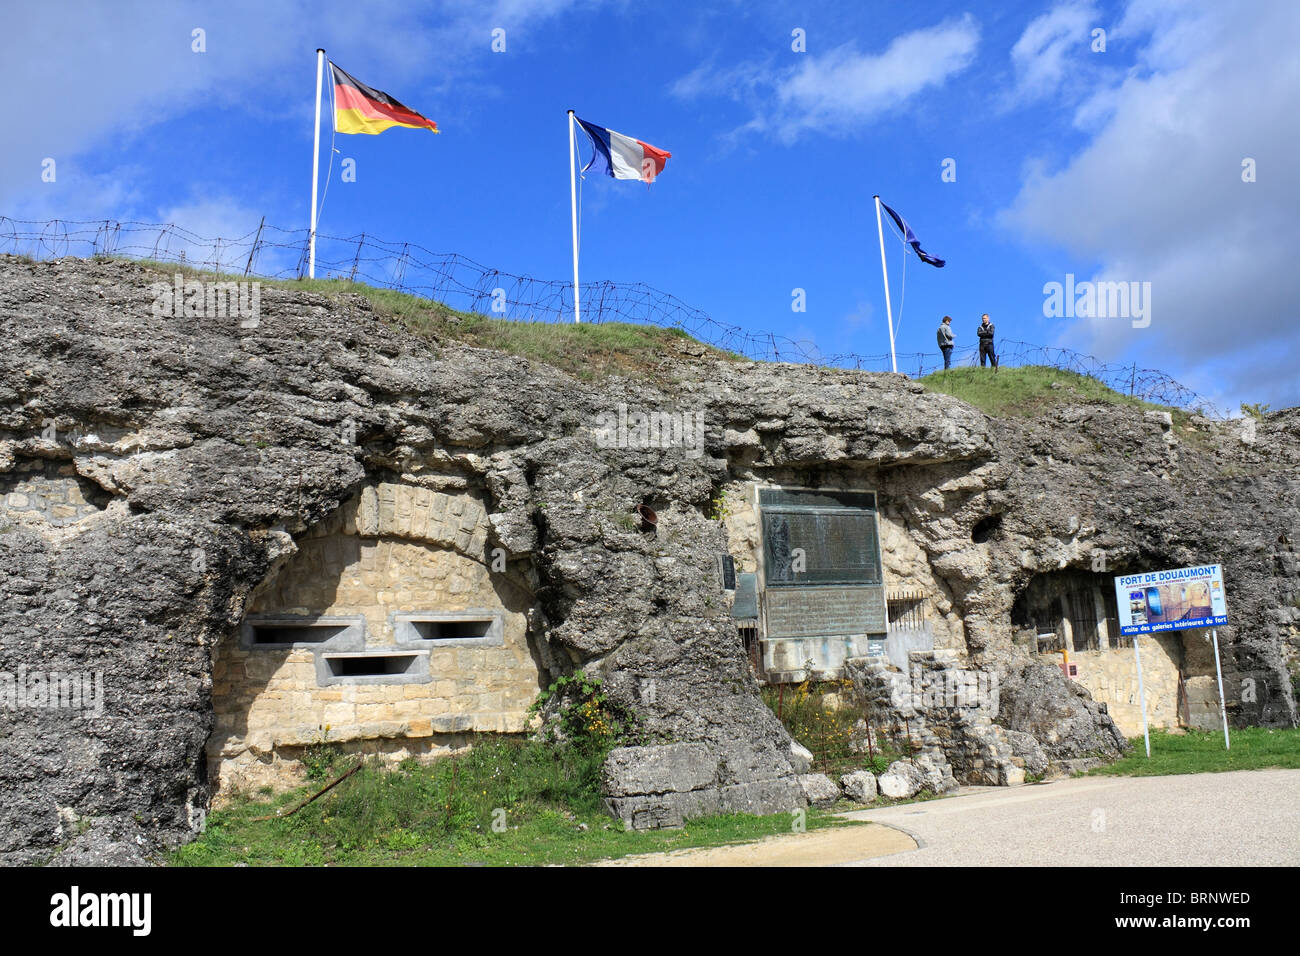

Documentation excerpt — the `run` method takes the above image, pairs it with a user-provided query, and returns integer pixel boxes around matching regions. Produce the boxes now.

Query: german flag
[330,62,439,135]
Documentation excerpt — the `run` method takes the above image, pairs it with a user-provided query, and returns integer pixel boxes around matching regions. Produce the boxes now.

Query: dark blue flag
[880,200,945,268]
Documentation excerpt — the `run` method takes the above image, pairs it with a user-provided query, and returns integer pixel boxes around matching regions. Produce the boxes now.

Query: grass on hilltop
[1086,727,1300,778]
[122,257,732,381]
[917,365,1182,419]
[170,736,856,867]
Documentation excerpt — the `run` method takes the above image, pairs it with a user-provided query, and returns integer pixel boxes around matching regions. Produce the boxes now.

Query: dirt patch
[591,821,915,867]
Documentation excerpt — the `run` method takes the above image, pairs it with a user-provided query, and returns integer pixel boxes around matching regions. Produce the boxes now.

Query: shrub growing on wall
[529,670,638,755]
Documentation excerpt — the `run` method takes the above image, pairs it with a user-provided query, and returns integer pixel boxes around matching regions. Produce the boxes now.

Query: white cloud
[672,14,981,143]
[0,0,586,216]
[147,198,275,273]
[1008,1,1098,103]
[999,0,1300,409]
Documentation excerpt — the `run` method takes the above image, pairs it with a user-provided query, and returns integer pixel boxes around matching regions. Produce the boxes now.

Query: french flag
[574,115,671,183]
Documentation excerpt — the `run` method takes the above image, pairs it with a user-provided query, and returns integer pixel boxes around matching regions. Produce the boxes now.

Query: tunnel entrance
[1011,569,1123,654]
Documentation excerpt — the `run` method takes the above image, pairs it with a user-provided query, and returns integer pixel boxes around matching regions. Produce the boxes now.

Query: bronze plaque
[758,487,887,639]
[764,586,887,638]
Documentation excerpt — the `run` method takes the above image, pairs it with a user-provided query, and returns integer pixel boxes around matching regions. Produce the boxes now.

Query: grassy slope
[127,258,732,382]
[171,738,856,867]
[1087,727,1300,777]
[916,365,1181,419]
[69,258,1220,410]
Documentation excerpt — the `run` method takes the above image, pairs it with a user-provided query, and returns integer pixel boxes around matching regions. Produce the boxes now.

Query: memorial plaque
[757,487,887,640]
[762,510,882,586]
[758,489,876,511]
[764,586,887,637]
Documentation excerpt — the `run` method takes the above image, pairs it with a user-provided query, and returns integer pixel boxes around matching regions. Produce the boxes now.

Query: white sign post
[1132,635,1151,758]
[1210,628,1231,750]
[1114,563,1231,756]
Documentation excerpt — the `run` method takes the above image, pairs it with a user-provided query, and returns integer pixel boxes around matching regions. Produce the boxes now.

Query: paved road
[839,769,1300,866]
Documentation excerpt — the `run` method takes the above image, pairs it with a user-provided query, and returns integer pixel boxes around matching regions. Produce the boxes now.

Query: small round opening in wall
[971,514,1002,543]
[635,503,658,532]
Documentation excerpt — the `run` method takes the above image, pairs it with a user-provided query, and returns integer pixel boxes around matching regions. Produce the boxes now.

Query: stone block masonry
[1063,635,1185,737]
[207,482,542,796]
[1,458,108,526]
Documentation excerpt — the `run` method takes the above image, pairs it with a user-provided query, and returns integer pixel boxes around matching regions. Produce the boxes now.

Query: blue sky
[4,0,1297,410]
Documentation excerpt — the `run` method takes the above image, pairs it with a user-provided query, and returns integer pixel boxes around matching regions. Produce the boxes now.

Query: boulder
[796,773,841,808]
[602,743,720,796]
[912,751,958,793]
[789,740,814,774]
[1000,729,1050,777]
[839,769,878,803]
[878,761,925,799]
[996,660,1129,760]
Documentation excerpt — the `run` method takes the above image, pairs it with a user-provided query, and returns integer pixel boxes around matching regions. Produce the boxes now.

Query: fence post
[152,224,172,262]
[1130,362,1136,397]
[393,242,410,288]
[244,216,265,277]
[349,233,365,283]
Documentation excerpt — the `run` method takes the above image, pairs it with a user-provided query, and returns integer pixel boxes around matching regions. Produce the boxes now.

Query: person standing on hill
[977,313,998,370]
[936,315,954,369]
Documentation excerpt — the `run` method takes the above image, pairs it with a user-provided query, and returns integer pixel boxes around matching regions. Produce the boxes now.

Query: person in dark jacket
[936,315,954,369]
[977,313,998,370]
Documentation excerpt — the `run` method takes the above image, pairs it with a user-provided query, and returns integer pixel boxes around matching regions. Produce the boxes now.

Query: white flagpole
[568,110,581,324]
[874,195,897,373]
[309,48,325,280]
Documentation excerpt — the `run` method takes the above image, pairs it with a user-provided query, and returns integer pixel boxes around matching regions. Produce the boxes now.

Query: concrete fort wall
[1049,632,1225,737]
[718,478,963,681]
[207,482,542,797]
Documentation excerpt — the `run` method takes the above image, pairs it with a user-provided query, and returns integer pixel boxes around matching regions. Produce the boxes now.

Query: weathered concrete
[1,254,1297,862]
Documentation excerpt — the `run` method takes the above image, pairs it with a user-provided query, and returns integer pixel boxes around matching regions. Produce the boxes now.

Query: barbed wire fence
[0,216,1225,417]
